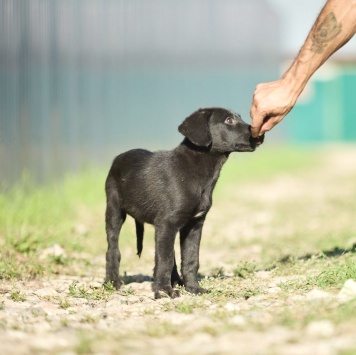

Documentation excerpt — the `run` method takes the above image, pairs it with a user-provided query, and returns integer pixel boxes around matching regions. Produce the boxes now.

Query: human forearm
[282,0,356,99]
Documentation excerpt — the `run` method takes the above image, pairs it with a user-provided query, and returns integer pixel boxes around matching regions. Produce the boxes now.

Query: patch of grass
[313,256,356,289]
[75,333,95,355]
[10,290,26,302]
[162,299,206,314]
[340,348,356,355]
[59,298,72,309]
[0,256,22,280]
[48,254,69,266]
[242,287,262,300]
[214,145,320,198]
[11,234,40,254]
[173,302,194,314]
[67,281,116,301]
[233,261,256,279]
[145,321,180,337]
[274,299,356,330]
[80,314,99,324]
[0,169,107,256]
[278,255,356,293]
[103,281,116,293]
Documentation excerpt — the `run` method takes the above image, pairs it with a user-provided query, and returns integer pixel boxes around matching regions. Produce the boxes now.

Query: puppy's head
[178,107,264,153]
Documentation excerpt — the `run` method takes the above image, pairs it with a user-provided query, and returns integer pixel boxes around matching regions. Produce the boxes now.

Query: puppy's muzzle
[248,128,264,149]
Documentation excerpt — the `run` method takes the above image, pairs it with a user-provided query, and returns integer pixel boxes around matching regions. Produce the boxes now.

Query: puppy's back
[107,148,173,224]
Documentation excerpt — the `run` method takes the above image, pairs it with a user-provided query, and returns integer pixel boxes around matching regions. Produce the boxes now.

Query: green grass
[1,143,354,310]
[10,290,26,302]
[67,281,115,301]
[0,169,108,280]
[214,144,320,198]
[278,255,356,293]
[0,169,107,252]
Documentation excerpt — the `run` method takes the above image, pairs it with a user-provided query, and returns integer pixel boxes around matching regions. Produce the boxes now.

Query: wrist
[281,60,310,105]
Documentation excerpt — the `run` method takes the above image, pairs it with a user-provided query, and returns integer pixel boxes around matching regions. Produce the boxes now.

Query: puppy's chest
[193,176,219,217]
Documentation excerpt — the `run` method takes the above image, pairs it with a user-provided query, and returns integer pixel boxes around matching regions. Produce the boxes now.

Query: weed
[68,281,90,299]
[210,267,225,278]
[75,333,94,354]
[0,258,21,280]
[118,286,135,296]
[313,256,356,289]
[10,290,26,302]
[80,314,99,324]
[243,287,262,300]
[174,302,194,314]
[68,281,115,301]
[143,308,155,315]
[103,281,116,293]
[233,261,257,279]
[11,234,40,254]
[279,256,356,292]
[146,321,179,337]
[60,318,70,327]
[49,255,69,266]
[0,300,4,310]
[59,298,71,309]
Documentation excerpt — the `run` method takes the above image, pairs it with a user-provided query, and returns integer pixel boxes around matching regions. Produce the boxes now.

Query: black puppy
[105,107,263,299]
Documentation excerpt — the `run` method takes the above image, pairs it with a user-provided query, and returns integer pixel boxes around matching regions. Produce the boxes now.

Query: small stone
[306,289,332,301]
[34,288,58,298]
[306,320,335,337]
[224,302,240,312]
[267,286,281,294]
[73,224,88,235]
[39,244,67,260]
[89,282,102,289]
[338,279,356,303]
[255,271,272,279]
[100,311,108,319]
[229,315,246,326]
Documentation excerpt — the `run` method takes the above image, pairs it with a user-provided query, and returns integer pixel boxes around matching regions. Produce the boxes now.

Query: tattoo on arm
[311,12,342,54]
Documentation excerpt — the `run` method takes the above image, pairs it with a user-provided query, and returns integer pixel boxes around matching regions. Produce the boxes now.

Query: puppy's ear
[178,109,212,147]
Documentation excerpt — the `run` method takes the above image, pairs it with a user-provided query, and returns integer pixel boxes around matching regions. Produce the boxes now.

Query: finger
[250,110,265,137]
[259,116,280,135]
[250,126,261,138]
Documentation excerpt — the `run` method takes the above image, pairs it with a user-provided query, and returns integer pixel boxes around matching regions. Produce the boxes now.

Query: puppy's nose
[255,133,264,145]
[248,125,264,144]
[248,131,264,148]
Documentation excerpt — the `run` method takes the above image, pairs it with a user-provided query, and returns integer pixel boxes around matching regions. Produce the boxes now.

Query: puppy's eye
[224,117,236,125]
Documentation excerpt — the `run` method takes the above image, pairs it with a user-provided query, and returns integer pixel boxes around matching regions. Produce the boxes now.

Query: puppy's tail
[135,220,144,258]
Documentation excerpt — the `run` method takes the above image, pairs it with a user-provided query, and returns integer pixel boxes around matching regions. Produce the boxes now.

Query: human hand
[250,79,299,138]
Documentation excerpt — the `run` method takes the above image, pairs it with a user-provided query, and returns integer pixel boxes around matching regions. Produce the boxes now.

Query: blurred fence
[285,65,356,142]
[0,0,280,186]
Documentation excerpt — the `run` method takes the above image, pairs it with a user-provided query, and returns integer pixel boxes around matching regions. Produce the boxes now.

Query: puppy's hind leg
[105,180,126,290]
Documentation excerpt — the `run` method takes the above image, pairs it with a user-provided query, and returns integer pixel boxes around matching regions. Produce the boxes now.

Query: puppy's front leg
[180,218,207,295]
[153,225,180,299]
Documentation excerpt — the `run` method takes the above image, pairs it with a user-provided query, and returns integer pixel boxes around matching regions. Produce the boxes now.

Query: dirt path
[1,146,356,354]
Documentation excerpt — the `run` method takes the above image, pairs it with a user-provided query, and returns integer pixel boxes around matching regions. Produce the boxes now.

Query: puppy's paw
[185,285,208,295]
[171,276,184,288]
[153,285,181,299]
[104,277,123,290]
